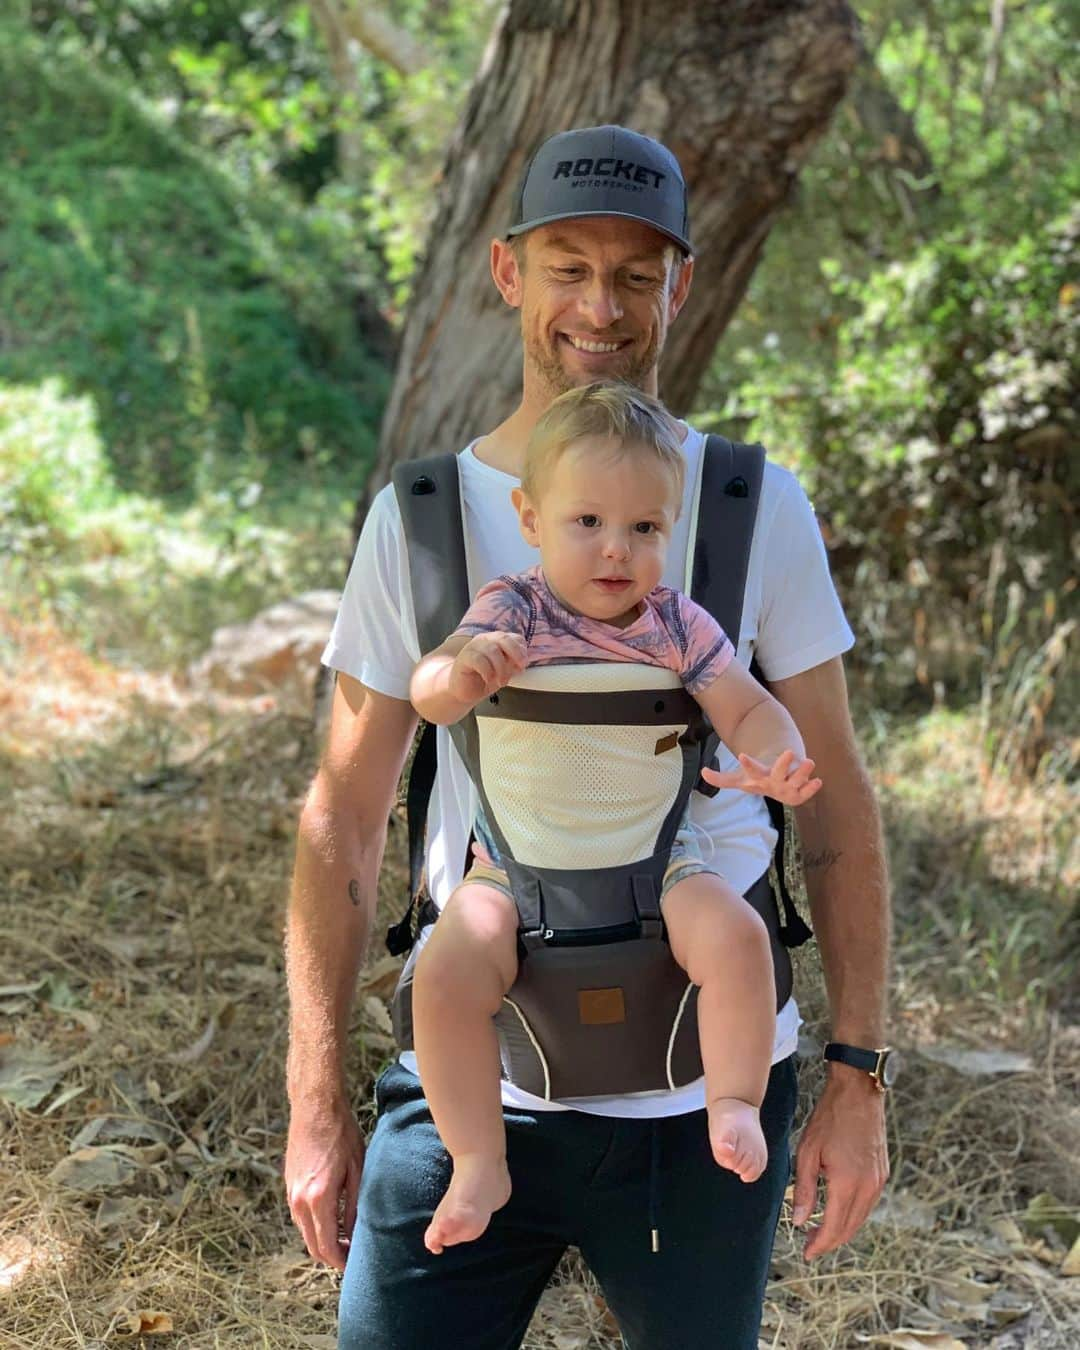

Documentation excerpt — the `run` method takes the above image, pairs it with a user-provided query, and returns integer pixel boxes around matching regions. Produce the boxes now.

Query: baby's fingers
[736,753,773,781]
[775,776,823,806]
[500,634,529,670]
[700,765,748,791]
[767,749,798,779]
[779,756,815,790]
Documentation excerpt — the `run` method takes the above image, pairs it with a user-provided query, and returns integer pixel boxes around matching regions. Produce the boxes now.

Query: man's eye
[579,514,599,528]
[628,273,660,286]
[554,267,584,279]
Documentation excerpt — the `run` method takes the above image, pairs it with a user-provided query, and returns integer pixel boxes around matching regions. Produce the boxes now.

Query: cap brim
[506,209,692,256]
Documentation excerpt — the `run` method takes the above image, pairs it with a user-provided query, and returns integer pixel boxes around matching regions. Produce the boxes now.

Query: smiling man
[285,125,891,1350]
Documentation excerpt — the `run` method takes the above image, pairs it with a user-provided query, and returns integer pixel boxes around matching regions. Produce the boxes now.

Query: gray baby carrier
[386,436,811,1101]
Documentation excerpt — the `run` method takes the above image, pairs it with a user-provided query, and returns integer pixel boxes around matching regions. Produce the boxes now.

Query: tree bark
[358,0,860,521]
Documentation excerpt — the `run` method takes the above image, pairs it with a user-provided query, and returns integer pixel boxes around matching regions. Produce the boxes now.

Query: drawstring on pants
[648,1120,661,1253]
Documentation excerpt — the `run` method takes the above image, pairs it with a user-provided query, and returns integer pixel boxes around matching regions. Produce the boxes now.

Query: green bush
[0,23,389,501]
[0,379,116,555]
[728,207,1078,718]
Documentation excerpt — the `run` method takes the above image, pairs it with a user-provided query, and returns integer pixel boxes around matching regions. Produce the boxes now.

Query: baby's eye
[578,514,600,528]
[634,521,658,534]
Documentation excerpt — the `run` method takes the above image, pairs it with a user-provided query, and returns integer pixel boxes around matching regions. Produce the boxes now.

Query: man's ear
[512,486,540,546]
[667,254,694,323]
[491,238,524,308]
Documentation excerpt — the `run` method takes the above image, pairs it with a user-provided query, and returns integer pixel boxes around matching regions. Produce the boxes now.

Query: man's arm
[770,655,891,1262]
[284,673,418,1270]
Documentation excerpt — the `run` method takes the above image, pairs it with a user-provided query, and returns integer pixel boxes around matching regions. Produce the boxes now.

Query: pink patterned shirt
[454,565,733,696]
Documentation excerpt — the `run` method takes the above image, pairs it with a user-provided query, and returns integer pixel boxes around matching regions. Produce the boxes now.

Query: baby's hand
[448,632,528,705]
[701,749,822,807]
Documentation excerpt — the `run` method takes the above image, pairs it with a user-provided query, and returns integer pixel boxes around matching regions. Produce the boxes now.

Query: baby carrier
[385,436,812,1101]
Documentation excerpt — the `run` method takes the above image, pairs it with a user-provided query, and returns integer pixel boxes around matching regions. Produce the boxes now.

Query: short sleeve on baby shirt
[454,576,535,644]
[674,593,734,694]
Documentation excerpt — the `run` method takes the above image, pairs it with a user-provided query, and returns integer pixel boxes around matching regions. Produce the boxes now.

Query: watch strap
[823,1042,881,1074]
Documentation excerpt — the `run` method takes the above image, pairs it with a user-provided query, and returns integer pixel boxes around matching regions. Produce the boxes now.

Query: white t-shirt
[323,424,855,1118]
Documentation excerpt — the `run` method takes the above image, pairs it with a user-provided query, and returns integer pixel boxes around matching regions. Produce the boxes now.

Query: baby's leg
[662,874,775,1183]
[412,878,519,1254]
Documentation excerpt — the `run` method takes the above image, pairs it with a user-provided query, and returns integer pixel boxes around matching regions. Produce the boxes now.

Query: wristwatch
[823,1042,899,1093]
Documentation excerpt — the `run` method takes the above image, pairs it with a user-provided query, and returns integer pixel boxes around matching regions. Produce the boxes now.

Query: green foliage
[0,21,388,500]
[29,1,337,190]
[29,1,498,309]
[0,379,354,667]
[0,380,114,555]
[700,0,1078,724]
[347,0,500,307]
[730,211,1077,703]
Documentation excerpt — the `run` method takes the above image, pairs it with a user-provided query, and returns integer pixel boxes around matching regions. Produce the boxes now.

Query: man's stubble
[523,324,662,401]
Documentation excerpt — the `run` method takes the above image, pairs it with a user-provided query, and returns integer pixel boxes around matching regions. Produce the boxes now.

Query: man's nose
[579,276,623,329]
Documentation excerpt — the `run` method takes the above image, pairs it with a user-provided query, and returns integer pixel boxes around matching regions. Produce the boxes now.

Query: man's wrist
[823,1060,884,1092]
[286,1045,349,1109]
[823,1042,898,1094]
[288,1078,351,1117]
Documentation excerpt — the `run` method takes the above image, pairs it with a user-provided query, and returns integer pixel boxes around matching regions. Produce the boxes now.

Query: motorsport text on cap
[507,125,692,255]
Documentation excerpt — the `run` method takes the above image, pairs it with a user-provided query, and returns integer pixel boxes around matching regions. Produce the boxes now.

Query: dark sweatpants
[337,1057,797,1349]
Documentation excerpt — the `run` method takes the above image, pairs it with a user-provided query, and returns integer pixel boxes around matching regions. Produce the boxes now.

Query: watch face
[880,1049,900,1087]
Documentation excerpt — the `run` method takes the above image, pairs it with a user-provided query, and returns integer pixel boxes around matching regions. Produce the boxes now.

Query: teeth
[566,335,624,353]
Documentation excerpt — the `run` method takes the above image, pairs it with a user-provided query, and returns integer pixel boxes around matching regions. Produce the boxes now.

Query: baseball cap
[507,125,692,255]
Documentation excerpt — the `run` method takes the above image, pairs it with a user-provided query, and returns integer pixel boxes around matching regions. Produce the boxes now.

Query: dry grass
[1,620,1078,1348]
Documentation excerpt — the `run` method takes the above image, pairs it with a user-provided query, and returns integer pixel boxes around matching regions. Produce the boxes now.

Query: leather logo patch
[579,987,626,1025]
[654,731,678,755]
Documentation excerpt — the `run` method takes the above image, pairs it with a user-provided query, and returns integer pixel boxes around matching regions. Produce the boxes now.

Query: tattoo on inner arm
[804,847,844,872]
[348,879,361,907]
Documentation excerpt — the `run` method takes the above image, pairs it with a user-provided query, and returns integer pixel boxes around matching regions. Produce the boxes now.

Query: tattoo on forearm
[804,847,844,872]
[348,879,361,907]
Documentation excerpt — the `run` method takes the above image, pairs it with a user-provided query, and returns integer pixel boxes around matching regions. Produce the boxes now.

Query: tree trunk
[357,0,860,523]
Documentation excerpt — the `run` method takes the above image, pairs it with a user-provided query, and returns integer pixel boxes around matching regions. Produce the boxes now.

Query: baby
[408,382,821,1256]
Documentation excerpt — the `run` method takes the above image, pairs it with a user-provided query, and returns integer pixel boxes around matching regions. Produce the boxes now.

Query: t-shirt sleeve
[453,576,533,643]
[320,485,418,700]
[677,594,735,695]
[754,470,855,681]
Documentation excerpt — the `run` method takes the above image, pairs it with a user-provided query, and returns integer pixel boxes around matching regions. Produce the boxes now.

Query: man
[285,126,891,1349]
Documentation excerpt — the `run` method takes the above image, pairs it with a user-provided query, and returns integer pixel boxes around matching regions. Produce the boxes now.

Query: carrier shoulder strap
[386,453,469,955]
[691,434,812,949]
[690,434,765,647]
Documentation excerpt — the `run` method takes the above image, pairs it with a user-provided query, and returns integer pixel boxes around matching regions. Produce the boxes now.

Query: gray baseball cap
[507,125,692,255]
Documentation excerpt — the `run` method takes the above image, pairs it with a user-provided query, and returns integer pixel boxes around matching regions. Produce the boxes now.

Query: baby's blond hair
[521,382,685,508]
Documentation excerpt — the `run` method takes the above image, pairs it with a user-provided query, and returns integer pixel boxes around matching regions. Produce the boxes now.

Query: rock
[189,591,340,699]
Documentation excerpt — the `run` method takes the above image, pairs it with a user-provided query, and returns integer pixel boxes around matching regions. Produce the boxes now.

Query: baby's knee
[683,887,772,981]
[416,887,518,1000]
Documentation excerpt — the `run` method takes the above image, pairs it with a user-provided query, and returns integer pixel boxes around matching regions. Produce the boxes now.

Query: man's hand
[701,749,822,806]
[285,1101,365,1271]
[448,632,528,704]
[791,1070,889,1261]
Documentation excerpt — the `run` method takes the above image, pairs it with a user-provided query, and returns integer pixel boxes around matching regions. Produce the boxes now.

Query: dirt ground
[2,616,1078,1347]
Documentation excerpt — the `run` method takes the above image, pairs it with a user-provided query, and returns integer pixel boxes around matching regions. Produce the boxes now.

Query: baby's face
[517,435,680,627]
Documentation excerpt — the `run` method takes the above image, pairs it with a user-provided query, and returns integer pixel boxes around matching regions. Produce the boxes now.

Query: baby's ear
[512,488,540,546]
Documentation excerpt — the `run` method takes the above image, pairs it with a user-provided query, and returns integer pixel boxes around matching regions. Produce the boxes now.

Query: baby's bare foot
[708,1097,767,1183]
[424,1153,512,1255]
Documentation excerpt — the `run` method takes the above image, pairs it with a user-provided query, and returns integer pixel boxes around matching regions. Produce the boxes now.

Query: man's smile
[560,333,633,354]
